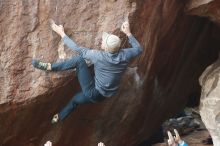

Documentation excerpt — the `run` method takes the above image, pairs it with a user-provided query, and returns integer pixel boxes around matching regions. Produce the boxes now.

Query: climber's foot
[32,60,51,71]
[51,114,59,124]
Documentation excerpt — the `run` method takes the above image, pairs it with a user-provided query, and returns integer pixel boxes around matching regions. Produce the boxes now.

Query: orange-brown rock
[0,0,220,146]
[187,1,220,145]
[186,0,220,26]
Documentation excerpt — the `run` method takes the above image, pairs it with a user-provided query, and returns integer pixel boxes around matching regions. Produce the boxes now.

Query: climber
[32,19,142,124]
[167,129,188,146]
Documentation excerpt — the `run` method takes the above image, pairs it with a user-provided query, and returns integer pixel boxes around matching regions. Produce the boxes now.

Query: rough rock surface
[0,0,220,146]
[199,58,220,146]
[187,0,220,26]
[187,1,220,145]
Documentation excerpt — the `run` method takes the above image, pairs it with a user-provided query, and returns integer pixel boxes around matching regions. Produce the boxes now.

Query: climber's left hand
[49,19,66,38]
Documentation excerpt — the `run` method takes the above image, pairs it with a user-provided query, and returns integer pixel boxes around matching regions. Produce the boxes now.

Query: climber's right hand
[121,21,131,36]
[49,19,66,38]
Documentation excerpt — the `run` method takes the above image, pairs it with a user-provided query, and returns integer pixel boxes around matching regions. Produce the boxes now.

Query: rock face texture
[187,0,220,25]
[0,0,220,146]
[187,1,220,145]
[199,58,220,146]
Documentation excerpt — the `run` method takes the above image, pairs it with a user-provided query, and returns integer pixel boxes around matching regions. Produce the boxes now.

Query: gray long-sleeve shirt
[63,35,142,97]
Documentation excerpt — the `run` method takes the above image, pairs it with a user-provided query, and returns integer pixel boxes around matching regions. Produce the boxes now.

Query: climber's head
[101,32,121,53]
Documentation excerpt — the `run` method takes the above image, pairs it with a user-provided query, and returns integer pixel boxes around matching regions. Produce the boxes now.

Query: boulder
[199,57,220,146]
[186,0,220,26]
[0,0,220,145]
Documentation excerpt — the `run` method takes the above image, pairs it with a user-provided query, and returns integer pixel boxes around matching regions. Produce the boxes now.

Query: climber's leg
[53,56,96,95]
[72,56,106,103]
[58,92,87,121]
[52,56,105,122]
[51,56,82,71]
[58,88,105,121]
[32,56,87,71]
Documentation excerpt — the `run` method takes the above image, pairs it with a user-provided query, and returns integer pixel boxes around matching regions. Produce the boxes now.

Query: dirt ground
[182,129,212,146]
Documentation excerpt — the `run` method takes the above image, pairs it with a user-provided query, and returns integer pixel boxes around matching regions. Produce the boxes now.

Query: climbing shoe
[32,60,51,71]
[51,114,59,124]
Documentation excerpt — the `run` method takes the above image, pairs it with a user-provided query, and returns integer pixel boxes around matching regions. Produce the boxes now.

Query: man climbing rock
[32,19,142,124]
